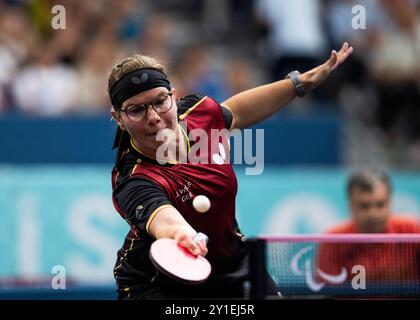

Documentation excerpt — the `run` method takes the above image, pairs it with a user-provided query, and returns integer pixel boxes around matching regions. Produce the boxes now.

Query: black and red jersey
[111,94,248,295]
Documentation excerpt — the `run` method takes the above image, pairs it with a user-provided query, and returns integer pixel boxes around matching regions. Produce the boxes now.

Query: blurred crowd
[0,0,263,116]
[0,0,419,166]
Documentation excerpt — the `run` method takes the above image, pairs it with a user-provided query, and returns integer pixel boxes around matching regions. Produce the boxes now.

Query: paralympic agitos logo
[290,246,366,291]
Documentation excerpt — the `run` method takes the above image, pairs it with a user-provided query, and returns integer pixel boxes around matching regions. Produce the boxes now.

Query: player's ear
[111,108,126,131]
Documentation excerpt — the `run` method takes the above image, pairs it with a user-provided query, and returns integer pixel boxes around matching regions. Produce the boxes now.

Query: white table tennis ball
[192,195,211,213]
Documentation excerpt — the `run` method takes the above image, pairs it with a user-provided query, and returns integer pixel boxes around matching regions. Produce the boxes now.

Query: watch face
[287,71,305,97]
[286,71,300,79]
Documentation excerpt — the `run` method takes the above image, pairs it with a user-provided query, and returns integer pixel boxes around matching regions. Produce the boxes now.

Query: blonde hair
[108,54,167,94]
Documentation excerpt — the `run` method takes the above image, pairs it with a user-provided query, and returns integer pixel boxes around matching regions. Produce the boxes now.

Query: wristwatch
[286,71,306,98]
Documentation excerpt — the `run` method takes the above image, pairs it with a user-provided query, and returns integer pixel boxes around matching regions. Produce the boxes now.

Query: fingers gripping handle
[194,232,209,244]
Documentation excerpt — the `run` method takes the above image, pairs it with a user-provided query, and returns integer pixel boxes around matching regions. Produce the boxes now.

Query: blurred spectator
[324,0,387,49]
[26,0,53,38]
[328,169,419,234]
[367,0,420,145]
[0,6,36,113]
[115,0,147,44]
[202,0,230,41]
[255,0,328,81]
[322,0,420,168]
[229,0,259,43]
[48,17,84,65]
[322,0,383,102]
[317,169,420,283]
[172,45,230,101]
[11,41,79,116]
[75,33,119,113]
[136,12,175,62]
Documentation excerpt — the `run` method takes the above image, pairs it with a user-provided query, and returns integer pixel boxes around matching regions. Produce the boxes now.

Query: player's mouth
[146,127,163,136]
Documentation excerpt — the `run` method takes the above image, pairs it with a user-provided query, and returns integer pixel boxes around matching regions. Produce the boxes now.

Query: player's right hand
[173,226,208,257]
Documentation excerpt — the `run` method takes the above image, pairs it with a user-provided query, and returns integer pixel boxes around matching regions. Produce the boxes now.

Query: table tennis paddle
[149,233,211,284]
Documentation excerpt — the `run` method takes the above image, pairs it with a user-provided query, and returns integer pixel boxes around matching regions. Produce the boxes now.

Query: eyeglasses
[119,92,173,121]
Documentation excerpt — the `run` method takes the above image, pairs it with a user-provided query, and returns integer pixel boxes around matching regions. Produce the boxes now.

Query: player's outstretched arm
[222,42,354,130]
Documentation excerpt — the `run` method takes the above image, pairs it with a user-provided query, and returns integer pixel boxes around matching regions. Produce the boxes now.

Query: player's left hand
[326,42,354,72]
[303,42,353,91]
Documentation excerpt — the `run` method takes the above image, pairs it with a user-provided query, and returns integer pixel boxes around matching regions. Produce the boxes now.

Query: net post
[248,237,266,299]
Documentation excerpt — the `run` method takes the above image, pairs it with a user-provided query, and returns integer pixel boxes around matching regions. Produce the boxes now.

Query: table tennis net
[250,235,420,298]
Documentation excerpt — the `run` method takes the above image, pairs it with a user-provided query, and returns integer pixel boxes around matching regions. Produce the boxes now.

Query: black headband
[110,68,171,109]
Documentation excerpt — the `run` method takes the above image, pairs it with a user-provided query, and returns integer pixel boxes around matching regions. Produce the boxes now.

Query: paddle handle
[193,232,209,244]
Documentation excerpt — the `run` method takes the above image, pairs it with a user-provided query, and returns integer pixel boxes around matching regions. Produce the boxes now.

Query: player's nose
[145,107,161,125]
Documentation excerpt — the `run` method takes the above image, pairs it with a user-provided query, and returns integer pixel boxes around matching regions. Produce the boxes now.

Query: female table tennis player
[109,43,353,299]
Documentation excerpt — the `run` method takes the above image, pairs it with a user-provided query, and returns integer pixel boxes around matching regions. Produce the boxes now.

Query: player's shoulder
[177,93,206,113]
[388,215,420,233]
[113,174,163,198]
[325,220,355,234]
[177,93,221,115]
